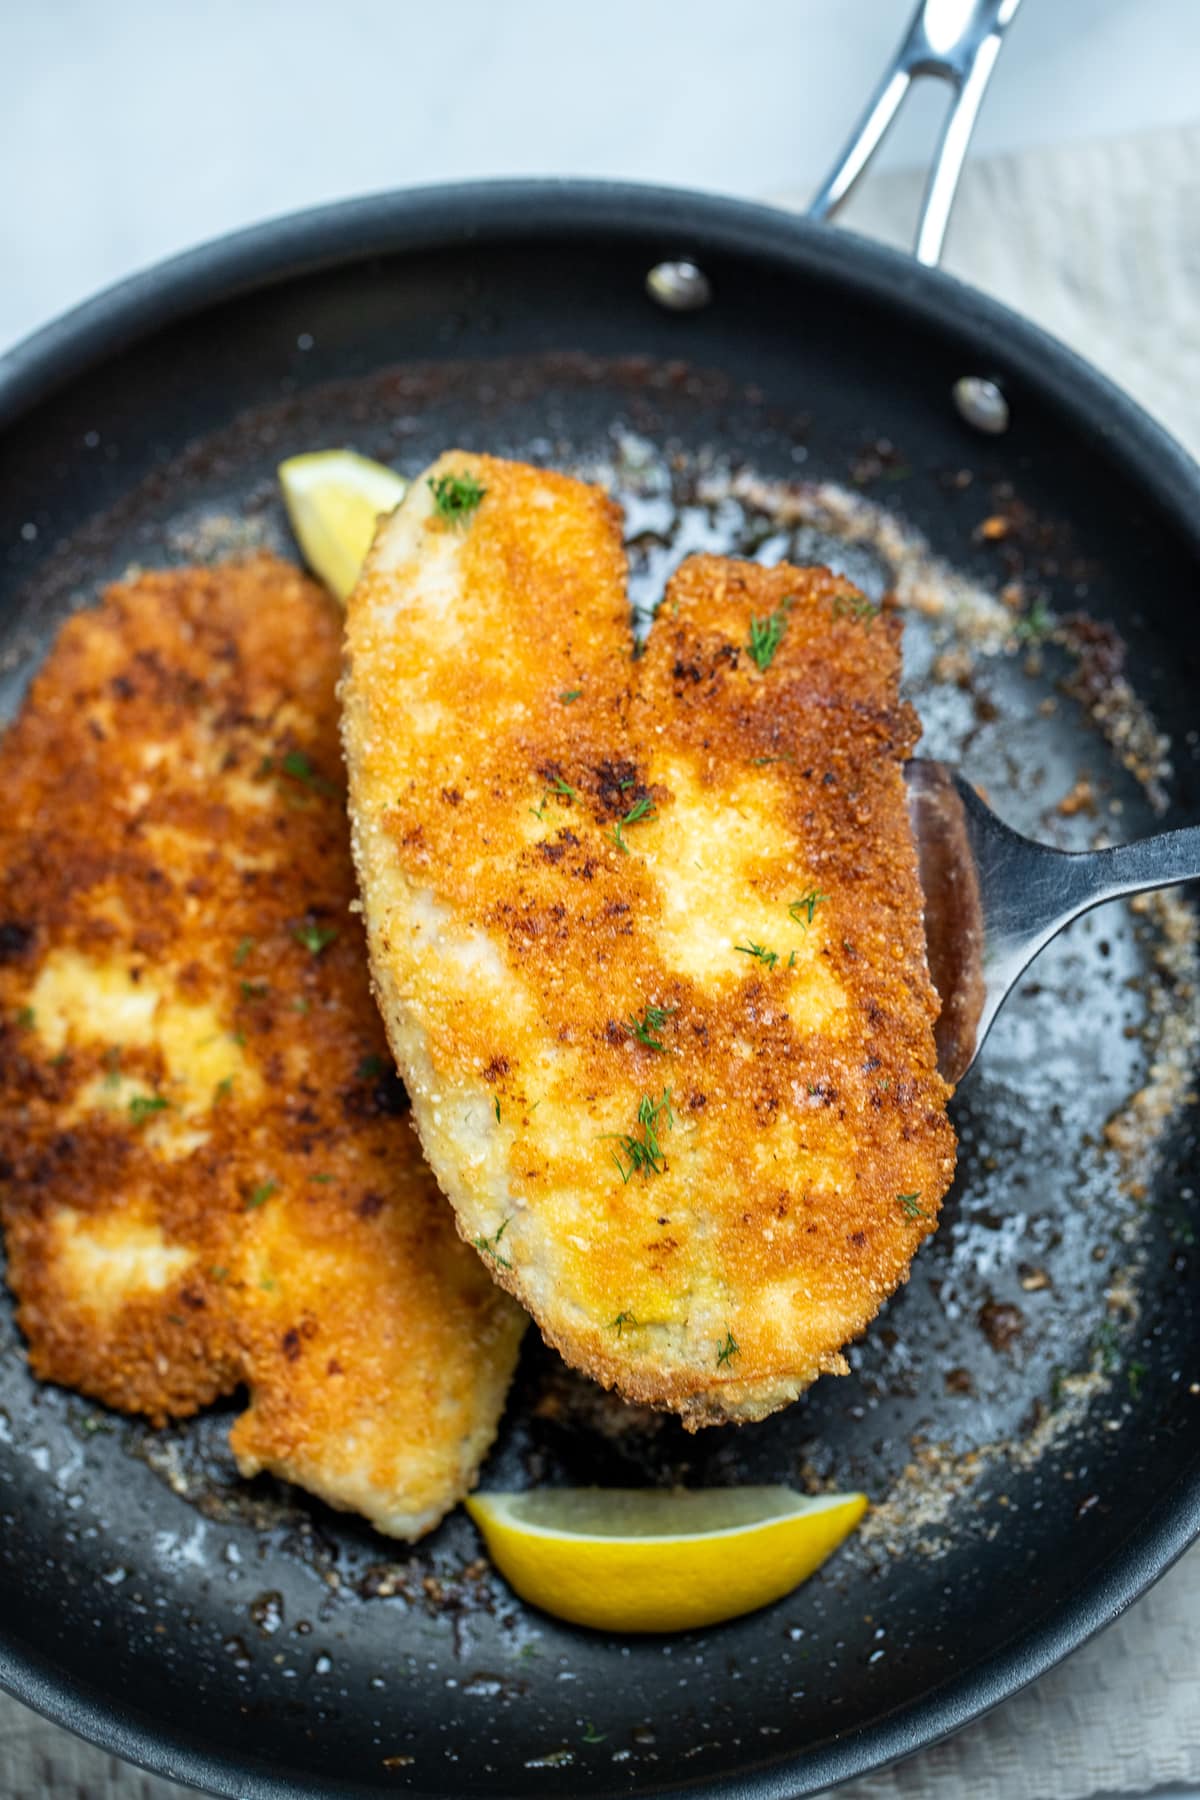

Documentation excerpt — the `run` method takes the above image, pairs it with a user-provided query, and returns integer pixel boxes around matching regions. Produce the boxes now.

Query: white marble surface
[4,0,1200,354]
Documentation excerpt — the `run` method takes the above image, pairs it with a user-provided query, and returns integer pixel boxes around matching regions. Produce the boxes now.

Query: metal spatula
[905,758,1200,1083]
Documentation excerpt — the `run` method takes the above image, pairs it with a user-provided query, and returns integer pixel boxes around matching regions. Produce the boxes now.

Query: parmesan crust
[343,454,956,1427]
[0,554,525,1537]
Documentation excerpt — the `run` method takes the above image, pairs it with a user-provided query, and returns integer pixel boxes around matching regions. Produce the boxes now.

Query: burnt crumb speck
[483,1055,510,1082]
[978,1301,1025,1353]
[281,1329,302,1362]
[356,1191,385,1219]
[0,922,33,962]
[343,1068,409,1120]
[592,758,649,820]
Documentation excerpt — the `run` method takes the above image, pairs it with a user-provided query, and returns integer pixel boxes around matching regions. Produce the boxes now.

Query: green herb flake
[1014,598,1054,644]
[246,1179,279,1210]
[1127,1359,1148,1398]
[716,1329,740,1367]
[428,471,486,527]
[581,1723,607,1745]
[832,592,882,627]
[626,1003,676,1052]
[260,1277,277,1294]
[293,921,339,956]
[210,1266,228,1283]
[746,605,792,672]
[494,1097,502,1123]
[753,754,794,767]
[279,749,337,797]
[233,936,256,967]
[355,1054,386,1080]
[611,1311,638,1336]
[474,1217,513,1269]
[129,1094,169,1123]
[788,889,827,927]
[559,688,582,705]
[15,1005,34,1030]
[735,941,779,971]
[604,1089,674,1183]
[897,1191,929,1220]
[292,998,309,1017]
[309,1173,334,1185]
[240,979,269,1001]
[1095,1318,1121,1373]
[214,1075,234,1102]
[609,793,657,854]
[549,774,577,801]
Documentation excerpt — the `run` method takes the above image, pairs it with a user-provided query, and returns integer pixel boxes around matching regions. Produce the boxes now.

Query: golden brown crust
[343,454,956,1427]
[0,553,524,1536]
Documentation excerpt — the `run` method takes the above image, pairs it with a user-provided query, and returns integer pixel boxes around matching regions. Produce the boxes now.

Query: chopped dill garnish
[735,941,779,971]
[240,979,269,1001]
[626,1003,675,1052]
[610,794,656,853]
[832,592,881,627]
[1013,598,1054,643]
[233,937,255,967]
[716,1329,739,1367]
[753,754,793,766]
[787,949,797,969]
[581,1723,608,1745]
[428,471,486,526]
[1127,1359,1148,1397]
[494,1097,502,1123]
[746,605,792,671]
[559,688,582,704]
[214,1075,234,1102]
[15,1005,34,1029]
[611,1310,638,1336]
[129,1093,168,1122]
[529,799,548,823]
[897,1192,928,1219]
[548,774,577,801]
[788,889,827,927]
[357,1054,387,1079]
[1094,1318,1121,1373]
[259,1277,277,1293]
[209,1267,228,1283]
[293,921,339,956]
[279,749,337,796]
[246,1180,278,1209]
[291,997,309,1016]
[309,1173,334,1184]
[604,1089,674,1182]
[474,1217,513,1269]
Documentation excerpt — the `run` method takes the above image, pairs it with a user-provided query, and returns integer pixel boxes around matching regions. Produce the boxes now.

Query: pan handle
[807,0,1024,267]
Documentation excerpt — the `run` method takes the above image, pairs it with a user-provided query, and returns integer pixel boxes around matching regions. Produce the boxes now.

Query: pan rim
[0,175,1198,1799]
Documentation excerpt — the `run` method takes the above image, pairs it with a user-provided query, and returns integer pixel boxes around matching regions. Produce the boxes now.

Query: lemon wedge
[464,1485,866,1633]
[278,450,408,601]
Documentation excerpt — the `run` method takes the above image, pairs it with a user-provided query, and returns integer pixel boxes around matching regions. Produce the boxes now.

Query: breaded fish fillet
[0,554,524,1538]
[343,454,956,1428]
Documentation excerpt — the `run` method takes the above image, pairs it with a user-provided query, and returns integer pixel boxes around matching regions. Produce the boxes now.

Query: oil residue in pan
[0,358,1197,1788]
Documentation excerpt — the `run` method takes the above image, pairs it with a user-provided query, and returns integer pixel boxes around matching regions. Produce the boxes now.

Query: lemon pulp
[278,449,407,601]
[465,1484,866,1632]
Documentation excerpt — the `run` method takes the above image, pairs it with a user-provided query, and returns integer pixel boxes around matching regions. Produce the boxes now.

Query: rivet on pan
[646,261,712,312]
[953,376,1010,435]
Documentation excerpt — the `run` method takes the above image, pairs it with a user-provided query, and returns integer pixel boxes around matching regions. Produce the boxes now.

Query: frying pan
[1,5,1199,1796]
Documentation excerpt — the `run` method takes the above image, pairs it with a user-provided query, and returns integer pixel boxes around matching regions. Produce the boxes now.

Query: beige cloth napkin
[3,125,1199,1800]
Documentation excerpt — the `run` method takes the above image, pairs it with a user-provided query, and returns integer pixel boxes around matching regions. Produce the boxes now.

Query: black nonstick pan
[2,12,1199,1800]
